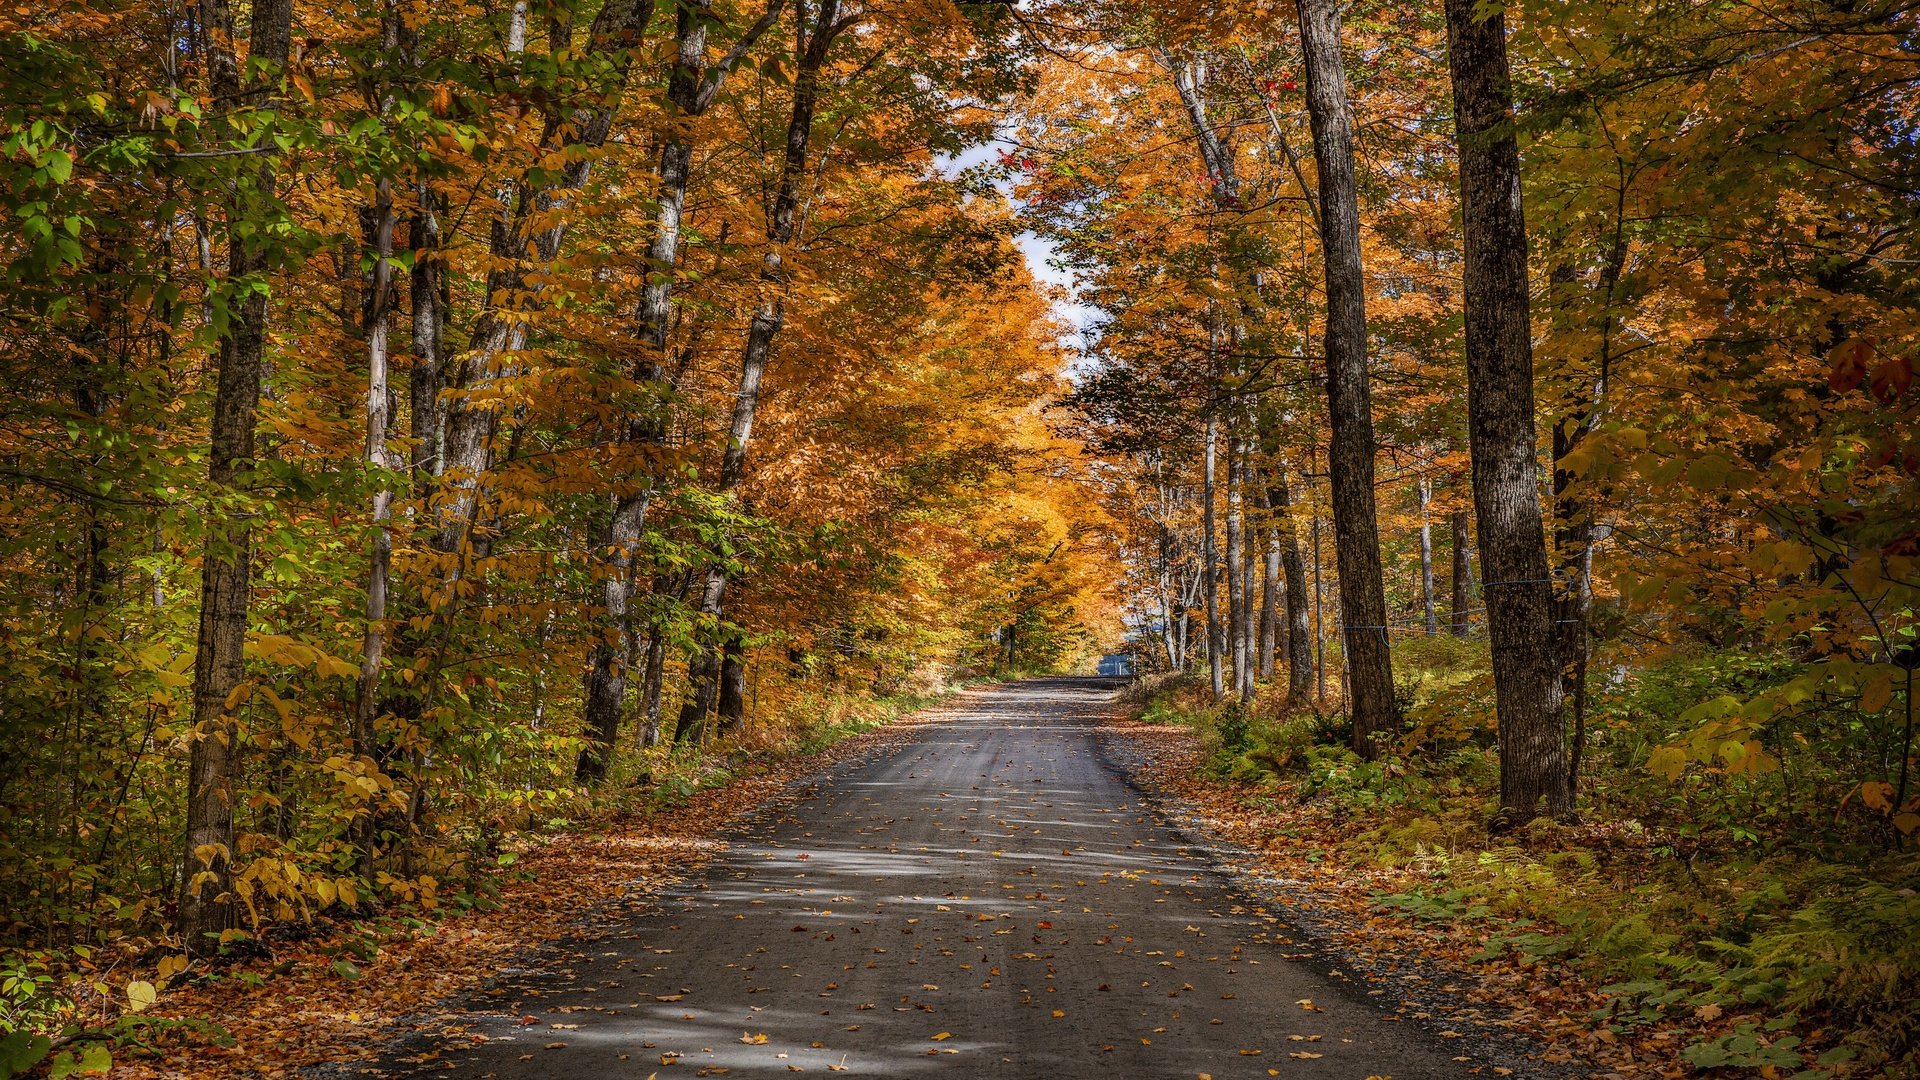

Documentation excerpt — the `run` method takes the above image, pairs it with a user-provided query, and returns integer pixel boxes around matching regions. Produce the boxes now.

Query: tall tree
[1295,0,1398,753]
[1444,0,1571,825]
[679,0,859,740]
[179,0,296,953]
[1449,508,1472,637]
[577,0,784,783]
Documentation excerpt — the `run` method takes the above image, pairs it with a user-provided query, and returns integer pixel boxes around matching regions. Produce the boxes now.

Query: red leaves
[1828,336,1914,405]
[1828,336,1873,393]
[1869,355,1914,402]
[1829,335,1916,402]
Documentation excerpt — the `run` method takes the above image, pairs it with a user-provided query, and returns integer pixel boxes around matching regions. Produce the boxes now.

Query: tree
[1444,0,1570,825]
[179,0,296,954]
[1295,0,1398,754]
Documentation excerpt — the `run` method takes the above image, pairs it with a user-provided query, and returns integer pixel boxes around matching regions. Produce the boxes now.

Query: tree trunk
[1418,475,1438,634]
[179,0,294,954]
[576,494,647,783]
[636,618,669,748]
[351,169,398,865]
[1236,439,1258,697]
[432,0,656,568]
[1258,493,1280,680]
[1450,509,1472,635]
[1297,0,1398,752]
[717,633,747,730]
[1445,0,1571,826]
[577,1,785,778]
[407,191,445,487]
[1266,468,1314,703]
[1224,433,1248,700]
[1310,491,1326,705]
[684,0,852,736]
[1202,415,1225,700]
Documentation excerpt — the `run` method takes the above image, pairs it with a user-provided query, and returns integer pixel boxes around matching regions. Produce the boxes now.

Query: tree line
[0,0,1117,977]
[1029,0,1917,831]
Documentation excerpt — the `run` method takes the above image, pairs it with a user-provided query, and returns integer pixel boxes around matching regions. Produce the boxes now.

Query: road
[377,678,1479,1078]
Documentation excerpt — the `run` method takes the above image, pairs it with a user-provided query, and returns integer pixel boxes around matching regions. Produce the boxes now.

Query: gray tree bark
[578,0,784,780]
[433,0,657,569]
[1224,434,1248,700]
[681,0,854,740]
[1258,500,1280,681]
[1445,0,1571,825]
[1418,475,1438,634]
[1450,508,1472,636]
[1266,467,1314,703]
[1297,0,1399,752]
[1201,415,1225,700]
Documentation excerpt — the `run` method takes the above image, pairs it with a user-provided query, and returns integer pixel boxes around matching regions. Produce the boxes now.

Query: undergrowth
[1134,648,1920,1078]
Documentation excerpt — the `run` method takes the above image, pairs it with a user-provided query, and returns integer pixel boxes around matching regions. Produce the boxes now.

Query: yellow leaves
[1745,540,1814,579]
[156,953,189,984]
[1859,672,1895,715]
[1647,745,1689,782]
[1858,781,1897,813]
[245,634,359,680]
[929,1032,952,1041]
[740,1032,769,1044]
[125,980,157,1013]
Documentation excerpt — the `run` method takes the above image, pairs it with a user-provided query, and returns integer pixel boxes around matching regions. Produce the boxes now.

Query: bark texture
[1450,509,1472,636]
[180,0,295,952]
[1201,415,1225,700]
[1445,0,1571,825]
[1267,468,1314,702]
[680,0,851,741]
[577,0,785,779]
[1297,0,1399,752]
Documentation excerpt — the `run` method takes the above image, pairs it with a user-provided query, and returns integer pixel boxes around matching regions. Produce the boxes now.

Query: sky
[936,140,1105,347]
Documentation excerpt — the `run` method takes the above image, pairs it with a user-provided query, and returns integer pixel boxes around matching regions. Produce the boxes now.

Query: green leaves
[0,1031,52,1080]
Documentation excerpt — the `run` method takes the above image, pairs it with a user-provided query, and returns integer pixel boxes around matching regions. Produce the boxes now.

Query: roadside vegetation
[1130,652,1919,1076]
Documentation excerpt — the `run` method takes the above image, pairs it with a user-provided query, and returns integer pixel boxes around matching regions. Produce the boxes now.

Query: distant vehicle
[1096,653,1134,677]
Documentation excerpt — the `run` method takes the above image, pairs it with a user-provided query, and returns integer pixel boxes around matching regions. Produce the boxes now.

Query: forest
[0,0,1915,1078]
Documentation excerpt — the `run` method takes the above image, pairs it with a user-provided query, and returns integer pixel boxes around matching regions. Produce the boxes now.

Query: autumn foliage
[1,0,1918,1076]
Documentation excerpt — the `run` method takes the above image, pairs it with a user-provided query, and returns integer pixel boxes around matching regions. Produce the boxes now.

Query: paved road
[380,678,1475,1078]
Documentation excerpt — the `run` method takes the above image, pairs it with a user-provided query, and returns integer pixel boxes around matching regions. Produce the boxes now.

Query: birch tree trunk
[1224,433,1248,700]
[180,0,294,953]
[350,170,397,864]
[1202,415,1225,700]
[681,0,854,741]
[1444,0,1572,825]
[1297,0,1399,753]
[1258,490,1281,679]
[1418,475,1439,634]
[432,0,656,571]
[1266,468,1314,702]
[578,0,784,780]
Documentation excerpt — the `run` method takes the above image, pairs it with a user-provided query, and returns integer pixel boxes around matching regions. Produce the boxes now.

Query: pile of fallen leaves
[112,707,951,1079]
[1099,716,1842,1080]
